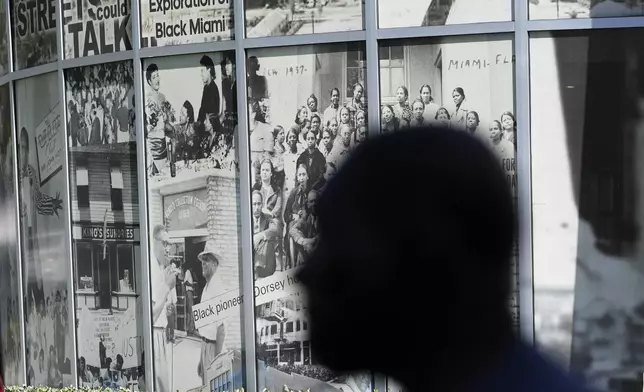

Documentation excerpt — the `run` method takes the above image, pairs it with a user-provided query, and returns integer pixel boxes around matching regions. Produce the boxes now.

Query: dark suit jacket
[296,148,326,188]
[254,213,280,278]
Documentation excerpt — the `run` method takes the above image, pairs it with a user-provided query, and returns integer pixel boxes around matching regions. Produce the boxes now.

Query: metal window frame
[55,0,80,386]
[5,0,644,388]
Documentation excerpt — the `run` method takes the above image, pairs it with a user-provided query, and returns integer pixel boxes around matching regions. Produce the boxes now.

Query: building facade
[0,0,643,392]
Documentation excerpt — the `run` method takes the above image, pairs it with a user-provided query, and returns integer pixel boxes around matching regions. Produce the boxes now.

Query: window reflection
[532,29,644,391]
[530,0,644,20]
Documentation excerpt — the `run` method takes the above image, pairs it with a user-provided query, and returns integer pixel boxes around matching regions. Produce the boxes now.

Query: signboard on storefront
[163,188,209,231]
[80,225,139,241]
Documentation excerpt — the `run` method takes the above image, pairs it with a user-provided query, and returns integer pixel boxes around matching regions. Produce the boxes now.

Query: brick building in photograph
[147,168,243,389]
[256,296,312,367]
[69,142,141,311]
[68,142,144,375]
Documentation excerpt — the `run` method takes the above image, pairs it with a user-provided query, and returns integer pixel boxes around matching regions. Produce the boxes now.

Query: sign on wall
[62,0,132,59]
[34,103,63,187]
[12,0,58,69]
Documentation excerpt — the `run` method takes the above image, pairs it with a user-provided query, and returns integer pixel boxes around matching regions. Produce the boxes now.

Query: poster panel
[0,84,23,386]
[378,36,518,315]
[378,36,517,392]
[531,29,644,390]
[378,0,511,29]
[62,0,132,60]
[11,0,58,70]
[244,0,363,38]
[64,61,145,389]
[142,51,245,392]
[0,0,9,76]
[15,72,74,387]
[246,44,371,392]
[140,0,233,47]
[530,0,644,20]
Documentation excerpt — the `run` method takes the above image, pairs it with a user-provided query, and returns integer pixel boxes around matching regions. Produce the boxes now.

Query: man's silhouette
[297,127,591,392]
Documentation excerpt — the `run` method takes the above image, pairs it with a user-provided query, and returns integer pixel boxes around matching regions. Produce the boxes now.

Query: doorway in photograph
[167,235,207,334]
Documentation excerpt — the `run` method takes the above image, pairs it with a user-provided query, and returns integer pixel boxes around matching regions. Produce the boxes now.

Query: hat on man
[198,240,223,264]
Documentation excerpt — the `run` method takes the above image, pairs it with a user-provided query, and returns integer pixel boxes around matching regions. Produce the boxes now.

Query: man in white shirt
[150,225,178,392]
[196,240,226,386]
[166,270,177,343]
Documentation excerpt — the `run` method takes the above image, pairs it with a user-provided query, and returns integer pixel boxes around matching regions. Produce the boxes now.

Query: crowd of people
[144,54,238,179]
[25,289,71,388]
[381,84,517,159]
[248,62,367,277]
[66,63,135,147]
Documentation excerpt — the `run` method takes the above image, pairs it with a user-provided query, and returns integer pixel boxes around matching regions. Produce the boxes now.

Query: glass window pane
[142,51,246,392]
[246,43,370,391]
[140,0,233,47]
[76,244,93,290]
[16,72,73,387]
[11,2,57,70]
[378,35,518,316]
[530,0,644,20]
[380,68,391,98]
[390,58,404,67]
[0,83,23,386]
[116,245,135,293]
[531,29,644,389]
[391,45,404,60]
[390,67,405,92]
[378,0,512,28]
[64,60,144,386]
[381,34,518,392]
[62,0,132,60]
[379,46,389,60]
[245,0,364,38]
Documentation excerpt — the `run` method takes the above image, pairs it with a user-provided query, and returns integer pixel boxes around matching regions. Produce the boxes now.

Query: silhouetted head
[298,126,515,381]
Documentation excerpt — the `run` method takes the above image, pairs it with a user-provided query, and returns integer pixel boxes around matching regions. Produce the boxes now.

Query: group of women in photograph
[249,82,367,278]
[381,84,517,159]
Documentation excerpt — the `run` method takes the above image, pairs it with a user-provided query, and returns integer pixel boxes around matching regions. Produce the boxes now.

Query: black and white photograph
[379,38,516,191]
[143,52,244,392]
[530,0,644,20]
[378,37,518,320]
[246,45,370,392]
[16,72,75,387]
[0,84,23,386]
[64,61,145,390]
[62,0,132,59]
[140,0,233,47]
[245,0,363,38]
[0,0,9,76]
[378,0,511,29]
[12,0,58,70]
[380,37,518,391]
